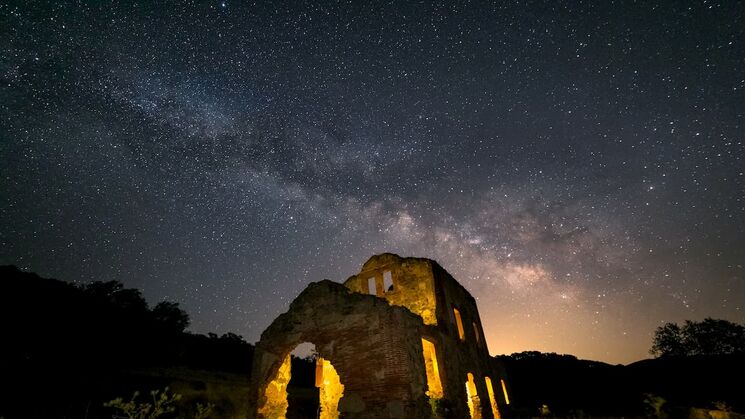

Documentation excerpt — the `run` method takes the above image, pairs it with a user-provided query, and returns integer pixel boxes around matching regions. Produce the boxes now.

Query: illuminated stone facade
[249,253,511,418]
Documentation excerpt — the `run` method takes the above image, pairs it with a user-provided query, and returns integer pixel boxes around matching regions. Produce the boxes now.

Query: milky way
[1,2,744,363]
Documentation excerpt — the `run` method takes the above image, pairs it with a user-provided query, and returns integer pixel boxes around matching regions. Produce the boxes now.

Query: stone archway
[257,342,344,419]
[249,280,430,418]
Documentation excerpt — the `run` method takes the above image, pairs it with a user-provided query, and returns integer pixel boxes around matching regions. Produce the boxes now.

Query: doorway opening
[258,343,345,419]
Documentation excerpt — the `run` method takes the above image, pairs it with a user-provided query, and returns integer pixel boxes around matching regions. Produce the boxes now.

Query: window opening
[383,270,394,292]
[465,372,482,418]
[453,307,465,340]
[501,379,510,405]
[368,277,376,295]
[485,376,500,419]
[421,338,444,399]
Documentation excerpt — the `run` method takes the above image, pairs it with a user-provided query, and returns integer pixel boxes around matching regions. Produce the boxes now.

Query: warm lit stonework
[485,376,501,419]
[421,338,444,399]
[501,379,510,405]
[317,358,344,418]
[249,253,511,418]
[465,372,482,419]
[257,354,291,418]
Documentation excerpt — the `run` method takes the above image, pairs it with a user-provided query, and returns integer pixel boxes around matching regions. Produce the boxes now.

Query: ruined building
[249,253,511,418]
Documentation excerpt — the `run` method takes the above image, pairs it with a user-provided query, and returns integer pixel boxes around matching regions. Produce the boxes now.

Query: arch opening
[257,343,345,419]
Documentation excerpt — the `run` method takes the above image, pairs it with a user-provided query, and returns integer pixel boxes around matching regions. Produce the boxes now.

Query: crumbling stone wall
[249,280,431,418]
[250,254,510,419]
[345,254,508,417]
[344,254,439,326]
[430,261,509,414]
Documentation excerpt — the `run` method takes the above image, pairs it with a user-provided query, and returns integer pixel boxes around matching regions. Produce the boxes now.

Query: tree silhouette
[83,280,149,313]
[651,318,745,357]
[650,323,686,357]
[152,301,190,334]
[0,265,255,418]
[685,318,745,355]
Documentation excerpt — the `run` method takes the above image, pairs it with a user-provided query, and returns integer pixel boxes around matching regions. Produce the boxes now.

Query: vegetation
[0,265,252,418]
[0,265,253,373]
[105,388,182,419]
[497,350,745,417]
[643,393,667,418]
[650,318,745,357]
[105,387,215,419]
[2,265,743,417]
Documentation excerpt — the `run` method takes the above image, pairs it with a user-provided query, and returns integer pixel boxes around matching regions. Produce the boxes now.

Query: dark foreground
[1,266,743,418]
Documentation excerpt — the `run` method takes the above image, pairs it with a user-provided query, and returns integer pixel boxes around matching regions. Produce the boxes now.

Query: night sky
[2,1,744,364]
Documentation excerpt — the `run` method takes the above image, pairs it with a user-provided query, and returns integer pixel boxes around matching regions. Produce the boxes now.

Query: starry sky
[1,1,744,364]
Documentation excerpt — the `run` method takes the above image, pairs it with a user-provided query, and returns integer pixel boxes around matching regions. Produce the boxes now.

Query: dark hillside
[3,265,742,418]
[626,354,745,412]
[497,351,632,416]
[499,351,745,417]
[0,265,257,418]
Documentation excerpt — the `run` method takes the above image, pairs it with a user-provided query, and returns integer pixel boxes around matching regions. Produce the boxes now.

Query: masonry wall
[249,280,431,418]
[345,254,507,419]
[429,262,504,419]
[250,254,511,419]
[344,254,438,326]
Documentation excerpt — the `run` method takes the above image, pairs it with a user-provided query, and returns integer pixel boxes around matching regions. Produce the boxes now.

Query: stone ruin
[249,253,511,418]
